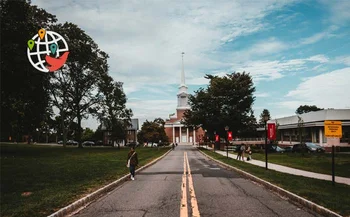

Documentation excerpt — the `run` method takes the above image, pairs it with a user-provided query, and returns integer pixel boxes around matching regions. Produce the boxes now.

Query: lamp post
[225,126,229,158]
[264,115,269,170]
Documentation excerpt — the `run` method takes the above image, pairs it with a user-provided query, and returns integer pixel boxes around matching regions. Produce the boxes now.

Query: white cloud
[332,56,350,66]
[126,99,177,121]
[319,0,350,25]
[300,25,339,45]
[307,55,329,63]
[284,67,350,109]
[32,0,297,87]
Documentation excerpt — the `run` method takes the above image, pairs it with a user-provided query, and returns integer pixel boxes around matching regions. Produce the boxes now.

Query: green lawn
[202,149,350,216]
[0,143,170,217]
[247,151,350,178]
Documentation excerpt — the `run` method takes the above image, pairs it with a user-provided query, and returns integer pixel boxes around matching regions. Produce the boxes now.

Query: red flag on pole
[228,131,232,141]
[268,123,276,140]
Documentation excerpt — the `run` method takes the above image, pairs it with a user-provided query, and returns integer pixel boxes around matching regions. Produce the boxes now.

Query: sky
[31,0,350,130]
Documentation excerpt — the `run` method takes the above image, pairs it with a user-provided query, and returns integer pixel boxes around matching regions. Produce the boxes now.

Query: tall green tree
[183,72,256,140]
[49,22,109,148]
[82,128,94,141]
[97,74,132,148]
[137,119,168,145]
[259,109,271,126]
[296,105,323,114]
[0,0,56,141]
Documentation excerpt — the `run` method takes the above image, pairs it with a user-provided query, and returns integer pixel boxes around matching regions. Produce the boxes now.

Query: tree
[297,116,305,144]
[137,119,168,145]
[0,0,56,142]
[259,109,271,126]
[296,105,323,114]
[183,72,256,140]
[97,74,133,149]
[82,128,94,141]
[49,22,109,148]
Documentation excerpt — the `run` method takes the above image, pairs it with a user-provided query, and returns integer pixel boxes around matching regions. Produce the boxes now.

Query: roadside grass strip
[0,143,170,217]
[200,148,350,217]
[249,152,350,178]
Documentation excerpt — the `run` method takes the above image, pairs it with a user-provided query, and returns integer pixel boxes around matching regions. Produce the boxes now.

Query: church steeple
[177,52,190,109]
[181,52,185,86]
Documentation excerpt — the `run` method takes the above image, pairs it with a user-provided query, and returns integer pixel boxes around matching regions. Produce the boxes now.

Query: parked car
[283,146,293,152]
[125,142,138,148]
[269,145,285,153]
[67,140,78,145]
[82,141,95,146]
[57,140,63,144]
[95,140,103,146]
[292,143,325,153]
[305,142,325,153]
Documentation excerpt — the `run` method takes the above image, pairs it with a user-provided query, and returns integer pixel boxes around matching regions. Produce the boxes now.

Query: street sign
[267,123,276,140]
[215,134,219,142]
[324,121,342,138]
[227,131,232,141]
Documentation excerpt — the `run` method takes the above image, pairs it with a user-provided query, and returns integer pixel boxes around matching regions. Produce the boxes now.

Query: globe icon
[27,30,69,72]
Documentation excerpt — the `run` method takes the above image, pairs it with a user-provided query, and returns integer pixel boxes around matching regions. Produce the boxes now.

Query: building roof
[258,109,350,131]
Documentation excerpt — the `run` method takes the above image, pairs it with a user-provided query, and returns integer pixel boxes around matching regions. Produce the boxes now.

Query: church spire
[181,52,185,85]
[177,52,190,109]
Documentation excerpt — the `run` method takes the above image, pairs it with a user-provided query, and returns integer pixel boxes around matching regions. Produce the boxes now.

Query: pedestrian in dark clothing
[126,146,138,180]
[172,143,175,150]
[236,145,242,160]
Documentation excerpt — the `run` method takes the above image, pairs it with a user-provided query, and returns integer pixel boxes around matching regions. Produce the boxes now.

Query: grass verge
[0,143,170,217]
[202,148,350,216]
[248,151,350,178]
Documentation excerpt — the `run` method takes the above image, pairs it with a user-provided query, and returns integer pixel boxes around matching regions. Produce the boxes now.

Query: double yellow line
[180,152,200,217]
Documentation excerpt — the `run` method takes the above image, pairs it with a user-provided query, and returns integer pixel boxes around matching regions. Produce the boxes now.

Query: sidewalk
[201,146,350,186]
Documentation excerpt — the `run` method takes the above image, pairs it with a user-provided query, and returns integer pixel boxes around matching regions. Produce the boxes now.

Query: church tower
[164,52,204,145]
[177,52,190,110]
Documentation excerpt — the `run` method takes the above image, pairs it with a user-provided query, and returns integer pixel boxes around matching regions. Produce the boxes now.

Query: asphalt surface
[73,145,322,217]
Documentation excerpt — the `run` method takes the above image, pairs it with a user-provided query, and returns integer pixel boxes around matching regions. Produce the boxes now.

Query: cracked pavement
[73,146,322,217]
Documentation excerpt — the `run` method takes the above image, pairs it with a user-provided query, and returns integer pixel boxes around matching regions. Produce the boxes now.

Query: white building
[258,109,350,146]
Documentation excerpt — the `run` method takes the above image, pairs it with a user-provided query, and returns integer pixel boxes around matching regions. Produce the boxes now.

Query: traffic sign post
[324,121,342,138]
[324,121,342,186]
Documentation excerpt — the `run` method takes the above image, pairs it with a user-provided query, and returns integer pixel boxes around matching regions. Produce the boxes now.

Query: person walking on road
[126,146,138,180]
[172,143,175,150]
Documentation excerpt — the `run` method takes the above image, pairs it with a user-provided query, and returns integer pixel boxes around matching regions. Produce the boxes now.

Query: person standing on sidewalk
[240,144,246,161]
[126,146,138,180]
[236,145,242,160]
[246,144,252,161]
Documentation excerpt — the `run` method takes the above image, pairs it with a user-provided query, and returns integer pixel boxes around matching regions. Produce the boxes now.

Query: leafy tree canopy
[259,109,271,125]
[137,118,168,144]
[296,105,323,114]
[183,72,256,139]
[0,0,56,141]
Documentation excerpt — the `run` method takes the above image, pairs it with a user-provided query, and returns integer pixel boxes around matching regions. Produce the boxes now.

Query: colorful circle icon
[27,28,69,72]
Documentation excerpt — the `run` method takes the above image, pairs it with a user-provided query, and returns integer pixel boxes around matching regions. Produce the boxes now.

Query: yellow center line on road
[180,152,188,217]
[185,152,200,217]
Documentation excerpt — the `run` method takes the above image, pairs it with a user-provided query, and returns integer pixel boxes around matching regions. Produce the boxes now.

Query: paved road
[73,146,322,217]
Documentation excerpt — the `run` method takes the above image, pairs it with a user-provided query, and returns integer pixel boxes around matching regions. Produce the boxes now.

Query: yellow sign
[324,121,342,138]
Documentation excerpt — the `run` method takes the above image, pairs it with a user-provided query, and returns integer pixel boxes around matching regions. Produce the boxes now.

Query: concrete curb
[48,148,172,217]
[198,149,342,217]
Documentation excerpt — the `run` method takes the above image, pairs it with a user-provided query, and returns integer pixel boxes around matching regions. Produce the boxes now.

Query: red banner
[215,134,219,142]
[268,123,276,140]
[227,131,232,141]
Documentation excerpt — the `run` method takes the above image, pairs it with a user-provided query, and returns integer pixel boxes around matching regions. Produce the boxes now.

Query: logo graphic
[27,28,69,72]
